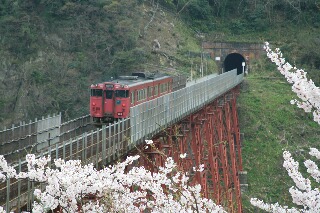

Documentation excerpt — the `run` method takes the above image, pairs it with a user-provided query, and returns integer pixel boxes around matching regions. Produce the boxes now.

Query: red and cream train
[90,72,186,123]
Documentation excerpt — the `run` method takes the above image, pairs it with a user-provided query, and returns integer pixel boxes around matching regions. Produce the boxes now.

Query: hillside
[0,1,209,128]
[2,0,320,128]
[238,59,320,211]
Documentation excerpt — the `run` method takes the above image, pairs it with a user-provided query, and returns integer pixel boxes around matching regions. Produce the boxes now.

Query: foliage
[249,43,320,212]
[1,0,320,128]
[0,0,148,125]
[238,60,320,211]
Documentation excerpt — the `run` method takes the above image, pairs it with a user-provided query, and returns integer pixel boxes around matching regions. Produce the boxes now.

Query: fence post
[63,140,66,160]
[18,159,21,211]
[70,139,73,160]
[27,178,31,211]
[118,120,121,155]
[55,143,59,160]
[95,128,99,168]
[6,178,10,212]
[108,126,111,163]
[82,132,87,163]
[112,123,116,160]
[19,121,22,158]
[11,124,14,143]
[90,130,94,163]
[31,181,35,210]
[29,120,32,150]
[102,125,106,166]
[1,127,6,155]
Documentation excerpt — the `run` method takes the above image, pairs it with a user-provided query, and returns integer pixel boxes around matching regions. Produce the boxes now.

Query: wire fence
[0,114,92,164]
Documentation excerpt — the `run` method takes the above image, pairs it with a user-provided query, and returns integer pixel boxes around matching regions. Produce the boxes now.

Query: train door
[104,84,114,120]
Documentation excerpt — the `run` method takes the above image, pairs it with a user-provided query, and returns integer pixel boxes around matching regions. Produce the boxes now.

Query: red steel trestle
[135,86,243,212]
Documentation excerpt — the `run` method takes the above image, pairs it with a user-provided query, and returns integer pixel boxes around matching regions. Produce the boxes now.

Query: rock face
[152,39,161,51]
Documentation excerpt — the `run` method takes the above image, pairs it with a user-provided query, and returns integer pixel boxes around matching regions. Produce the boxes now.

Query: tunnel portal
[224,53,246,75]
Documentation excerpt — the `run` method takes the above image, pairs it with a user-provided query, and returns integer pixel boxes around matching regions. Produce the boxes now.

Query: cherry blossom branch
[0,140,226,213]
[264,42,320,124]
[251,42,320,212]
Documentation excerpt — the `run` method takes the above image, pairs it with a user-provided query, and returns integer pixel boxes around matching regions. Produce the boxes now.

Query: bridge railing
[130,69,243,146]
[0,113,92,165]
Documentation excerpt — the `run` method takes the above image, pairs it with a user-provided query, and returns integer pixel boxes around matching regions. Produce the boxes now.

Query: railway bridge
[1,69,244,212]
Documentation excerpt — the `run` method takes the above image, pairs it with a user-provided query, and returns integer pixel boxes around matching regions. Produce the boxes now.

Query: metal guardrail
[130,69,242,145]
[2,120,131,212]
[0,114,92,164]
[2,70,243,211]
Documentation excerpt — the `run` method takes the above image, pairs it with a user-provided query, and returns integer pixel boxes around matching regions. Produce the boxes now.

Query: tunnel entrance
[224,53,246,75]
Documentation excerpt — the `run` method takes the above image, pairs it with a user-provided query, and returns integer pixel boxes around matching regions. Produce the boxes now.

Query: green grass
[238,66,320,212]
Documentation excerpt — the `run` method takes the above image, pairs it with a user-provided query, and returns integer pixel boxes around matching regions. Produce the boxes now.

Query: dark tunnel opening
[224,53,246,75]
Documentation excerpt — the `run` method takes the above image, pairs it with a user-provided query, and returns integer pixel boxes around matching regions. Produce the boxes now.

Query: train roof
[91,72,172,89]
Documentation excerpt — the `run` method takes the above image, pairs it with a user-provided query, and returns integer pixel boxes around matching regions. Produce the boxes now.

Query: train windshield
[91,89,103,97]
[106,90,113,99]
[115,90,129,98]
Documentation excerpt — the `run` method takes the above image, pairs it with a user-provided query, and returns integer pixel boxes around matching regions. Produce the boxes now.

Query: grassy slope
[238,59,320,211]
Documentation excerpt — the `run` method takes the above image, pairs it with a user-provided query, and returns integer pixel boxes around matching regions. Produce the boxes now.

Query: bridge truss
[135,86,243,212]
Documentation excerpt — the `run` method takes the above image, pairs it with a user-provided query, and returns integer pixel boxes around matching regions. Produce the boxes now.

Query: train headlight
[117,112,123,116]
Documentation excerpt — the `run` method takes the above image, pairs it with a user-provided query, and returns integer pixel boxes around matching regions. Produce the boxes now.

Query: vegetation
[1,1,320,211]
[1,0,320,126]
[238,58,320,211]
[0,0,203,126]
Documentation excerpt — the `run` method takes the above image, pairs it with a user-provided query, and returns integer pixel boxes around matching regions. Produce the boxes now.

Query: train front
[113,84,130,119]
[90,83,105,123]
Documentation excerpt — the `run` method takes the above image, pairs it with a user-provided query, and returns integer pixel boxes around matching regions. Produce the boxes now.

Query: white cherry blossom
[0,140,225,212]
[252,42,320,212]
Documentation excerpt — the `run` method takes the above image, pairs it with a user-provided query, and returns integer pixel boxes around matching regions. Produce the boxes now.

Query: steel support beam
[133,88,243,213]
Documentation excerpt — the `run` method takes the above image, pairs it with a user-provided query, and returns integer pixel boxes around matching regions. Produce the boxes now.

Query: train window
[144,88,147,99]
[148,86,153,97]
[160,83,165,94]
[131,91,135,104]
[138,90,140,101]
[115,90,129,98]
[106,90,113,99]
[154,85,158,96]
[137,89,146,101]
[91,89,103,97]
[105,84,114,89]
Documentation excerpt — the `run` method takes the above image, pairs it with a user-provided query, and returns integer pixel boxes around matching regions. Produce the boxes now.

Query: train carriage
[90,72,177,124]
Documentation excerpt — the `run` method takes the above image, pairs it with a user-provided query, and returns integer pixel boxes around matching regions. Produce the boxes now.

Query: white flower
[179,153,187,159]
[145,140,153,145]
[0,153,225,213]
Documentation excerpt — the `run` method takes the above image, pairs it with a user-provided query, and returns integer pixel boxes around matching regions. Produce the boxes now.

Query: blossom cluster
[251,148,320,212]
[264,42,320,124]
[0,140,225,213]
[251,43,320,212]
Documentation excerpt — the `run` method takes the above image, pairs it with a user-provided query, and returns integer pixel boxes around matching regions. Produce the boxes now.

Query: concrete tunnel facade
[224,53,246,75]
